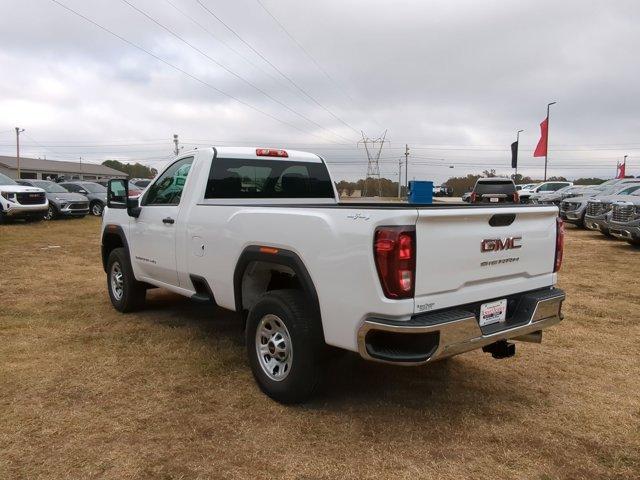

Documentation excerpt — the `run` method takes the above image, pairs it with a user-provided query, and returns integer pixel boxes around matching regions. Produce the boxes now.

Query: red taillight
[470,192,477,203]
[554,217,565,272]
[256,148,288,157]
[513,191,520,203]
[374,226,416,299]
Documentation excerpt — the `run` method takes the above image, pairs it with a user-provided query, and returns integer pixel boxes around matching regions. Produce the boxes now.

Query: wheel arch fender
[233,246,322,326]
[101,224,131,272]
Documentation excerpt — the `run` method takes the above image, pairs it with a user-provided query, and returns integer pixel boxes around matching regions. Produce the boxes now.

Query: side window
[143,157,194,206]
[64,183,79,192]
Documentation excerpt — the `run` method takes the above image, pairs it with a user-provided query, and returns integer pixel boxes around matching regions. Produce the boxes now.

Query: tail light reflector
[513,191,520,203]
[554,217,565,272]
[470,192,477,203]
[374,226,416,299]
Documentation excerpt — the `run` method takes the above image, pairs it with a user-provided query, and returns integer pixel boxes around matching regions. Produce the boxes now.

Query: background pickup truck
[101,147,566,403]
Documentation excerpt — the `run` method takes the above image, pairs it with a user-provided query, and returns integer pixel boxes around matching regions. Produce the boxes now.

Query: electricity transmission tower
[359,130,387,197]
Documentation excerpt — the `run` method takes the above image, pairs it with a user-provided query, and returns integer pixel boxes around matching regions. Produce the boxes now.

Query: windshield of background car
[474,180,516,195]
[0,173,17,185]
[616,184,640,195]
[33,181,68,193]
[613,183,640,195]
[82,183,107,193]
[537,182,568,192]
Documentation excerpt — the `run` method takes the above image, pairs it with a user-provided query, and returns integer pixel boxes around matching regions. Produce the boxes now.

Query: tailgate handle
[489,214,515,227]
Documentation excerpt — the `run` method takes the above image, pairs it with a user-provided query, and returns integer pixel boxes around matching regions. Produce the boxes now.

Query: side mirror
[107,179,142,218]
[107,179,127,209]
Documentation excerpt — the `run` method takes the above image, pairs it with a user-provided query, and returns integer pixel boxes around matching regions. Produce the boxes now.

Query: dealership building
[0,155,127,181]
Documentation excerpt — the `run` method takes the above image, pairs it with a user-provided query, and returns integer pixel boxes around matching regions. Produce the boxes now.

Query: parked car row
[558,178,640,246]
[463,179,575,204]
[0,172,151,223]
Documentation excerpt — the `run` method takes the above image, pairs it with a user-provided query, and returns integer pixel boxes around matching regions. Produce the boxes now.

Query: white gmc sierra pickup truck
[101,147,566,403]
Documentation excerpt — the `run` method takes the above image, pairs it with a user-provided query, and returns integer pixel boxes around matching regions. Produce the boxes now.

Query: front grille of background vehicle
[68,203,88,210]
[612,204,634,223]
[586,202,603,216]
[16,192,46,205]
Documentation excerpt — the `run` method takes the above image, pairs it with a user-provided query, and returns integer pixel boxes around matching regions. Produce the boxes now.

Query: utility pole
[15,127,25,179]
[544,102,556,181]
[79,157,83,179]
[398,158,403,198]
[404,144,410,194]
[358,130,387,198]
[173,134,180,156]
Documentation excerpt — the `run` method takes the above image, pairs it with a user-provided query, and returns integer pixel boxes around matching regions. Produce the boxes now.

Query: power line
[254,0,376,130]
[48,0,346,143]
[163,0,285,85]
[196,0,361,136]
[120,0,352,144]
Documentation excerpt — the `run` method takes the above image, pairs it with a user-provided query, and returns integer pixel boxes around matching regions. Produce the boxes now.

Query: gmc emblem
[481,237,522,252]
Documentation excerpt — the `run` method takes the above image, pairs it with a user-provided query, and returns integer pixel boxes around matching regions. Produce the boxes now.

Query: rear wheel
[246,289,324,404]
[107,247,146,312]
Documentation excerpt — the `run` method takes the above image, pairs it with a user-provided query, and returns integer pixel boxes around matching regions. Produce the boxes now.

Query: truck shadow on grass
[136,289,541,416]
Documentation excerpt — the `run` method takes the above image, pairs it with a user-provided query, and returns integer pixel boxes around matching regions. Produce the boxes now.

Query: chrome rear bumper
[357,288,565,366]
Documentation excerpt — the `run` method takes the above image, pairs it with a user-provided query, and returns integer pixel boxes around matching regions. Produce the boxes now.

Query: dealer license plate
[479,299,507,326]
[489,197,499,202]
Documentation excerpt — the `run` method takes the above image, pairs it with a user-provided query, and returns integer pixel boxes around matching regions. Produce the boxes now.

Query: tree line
[102,160,157,179]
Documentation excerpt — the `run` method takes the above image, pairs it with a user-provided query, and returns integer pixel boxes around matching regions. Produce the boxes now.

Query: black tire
[0,211,4,224]
[246,289,324,404]
[90,201,104,216]
[44,205,56,221]
[106,247,146,312]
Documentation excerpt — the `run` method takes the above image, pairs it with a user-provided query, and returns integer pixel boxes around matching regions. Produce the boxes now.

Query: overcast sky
[2,0,640,183]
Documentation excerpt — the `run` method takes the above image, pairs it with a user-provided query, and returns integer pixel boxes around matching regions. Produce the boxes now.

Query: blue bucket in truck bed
[408,181,433,204]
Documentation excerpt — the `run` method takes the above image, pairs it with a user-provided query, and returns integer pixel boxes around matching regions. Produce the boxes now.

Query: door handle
[162,217,175,225]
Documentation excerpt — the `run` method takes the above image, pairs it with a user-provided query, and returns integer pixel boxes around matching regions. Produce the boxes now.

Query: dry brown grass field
[1,216,638,480]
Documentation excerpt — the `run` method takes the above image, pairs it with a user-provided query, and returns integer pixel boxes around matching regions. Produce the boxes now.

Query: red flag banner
[533,117,548,157]
[616,162,626,179]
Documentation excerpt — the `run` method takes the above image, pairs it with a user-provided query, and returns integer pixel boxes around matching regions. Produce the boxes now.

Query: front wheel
[107,247,146,312]
[44,205,56,221]
[91,201,104,216]
[246,290,324,404]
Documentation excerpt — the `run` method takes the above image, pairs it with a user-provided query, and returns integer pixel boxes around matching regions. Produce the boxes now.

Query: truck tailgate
[413,206,558,313]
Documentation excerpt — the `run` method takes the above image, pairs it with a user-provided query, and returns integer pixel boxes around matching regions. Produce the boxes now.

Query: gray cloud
[1,0,639,183]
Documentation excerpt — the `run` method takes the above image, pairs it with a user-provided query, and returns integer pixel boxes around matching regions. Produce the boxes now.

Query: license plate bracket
[479,299,507,326]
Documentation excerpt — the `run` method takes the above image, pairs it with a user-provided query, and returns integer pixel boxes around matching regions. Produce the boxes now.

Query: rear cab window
[205,157,334,199]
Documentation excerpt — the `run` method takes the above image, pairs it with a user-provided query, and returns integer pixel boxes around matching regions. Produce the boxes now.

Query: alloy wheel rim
[110,262,124,301]
[255,314,292,381]
[92,203,103,216]
[45,206,53,220]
